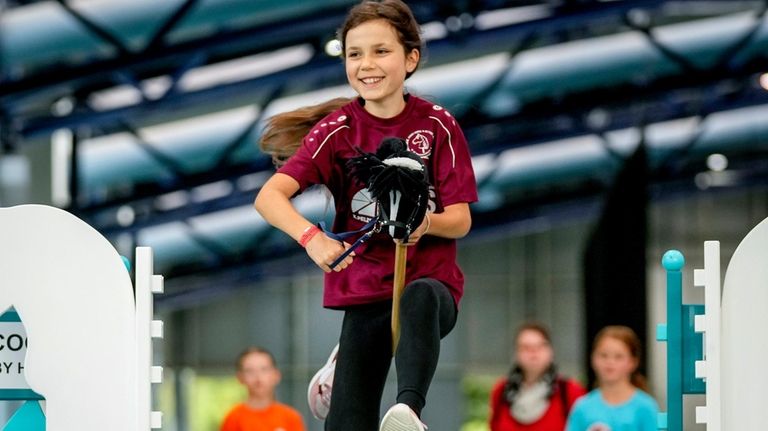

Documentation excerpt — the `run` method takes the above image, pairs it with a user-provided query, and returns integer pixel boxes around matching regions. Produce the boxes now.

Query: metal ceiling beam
[464,58,768,152]
[53,0,132,57]
[2,0,531,99]
[88,78,768,240]
[80,157,271,214]
[4,0,767,284]
[144,0,200,50]
[70,12,768,238]
[0,11,346,100]
[6,0,670,135]
[2,0,48,10]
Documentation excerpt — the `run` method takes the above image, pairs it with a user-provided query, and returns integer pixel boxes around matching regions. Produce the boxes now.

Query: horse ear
[347,151,381,186]
[376,137,407,159]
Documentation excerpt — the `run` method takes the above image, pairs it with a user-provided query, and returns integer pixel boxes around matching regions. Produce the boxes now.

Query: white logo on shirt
[351,188,377,222]
[587,423,611,431]
[406,130,434,158]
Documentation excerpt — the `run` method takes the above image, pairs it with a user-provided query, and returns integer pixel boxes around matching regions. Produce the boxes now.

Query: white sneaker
[307,343,338,420]
[379,403,427,431]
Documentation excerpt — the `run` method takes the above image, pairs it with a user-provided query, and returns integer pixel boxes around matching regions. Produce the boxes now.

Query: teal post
[681,305,705,395]
[121,255,132,272]
[659,250,685,431]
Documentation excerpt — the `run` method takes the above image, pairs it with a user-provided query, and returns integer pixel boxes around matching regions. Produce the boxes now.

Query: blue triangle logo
[3,401,45,431]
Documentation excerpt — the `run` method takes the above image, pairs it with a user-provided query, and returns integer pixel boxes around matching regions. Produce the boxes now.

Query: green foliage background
[461,373,497,431]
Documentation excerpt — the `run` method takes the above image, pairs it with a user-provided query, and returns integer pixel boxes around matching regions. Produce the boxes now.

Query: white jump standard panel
[0,205,164,430]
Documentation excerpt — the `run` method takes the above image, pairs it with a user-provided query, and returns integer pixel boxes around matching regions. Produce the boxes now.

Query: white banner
[0,321,29,389]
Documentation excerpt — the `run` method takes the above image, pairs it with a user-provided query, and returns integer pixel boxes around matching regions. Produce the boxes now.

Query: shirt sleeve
[639,396,661,431]
[288,408,306,431]
[488,379,506,430]
[565,399,584,431]
[567,379,588,409]
[430,112,478,209]
[219,410,238,431]
[277,121,340,192]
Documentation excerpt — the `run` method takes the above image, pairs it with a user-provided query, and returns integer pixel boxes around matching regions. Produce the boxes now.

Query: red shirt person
[490,323,587,431]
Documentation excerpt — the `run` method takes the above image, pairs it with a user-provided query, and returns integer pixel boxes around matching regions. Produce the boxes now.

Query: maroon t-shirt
[278,96,478,308]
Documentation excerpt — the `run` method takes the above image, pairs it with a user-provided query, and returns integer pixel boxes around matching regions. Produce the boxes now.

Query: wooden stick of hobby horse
[391,242,408,354]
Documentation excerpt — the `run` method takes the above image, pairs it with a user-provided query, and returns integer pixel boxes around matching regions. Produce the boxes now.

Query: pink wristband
[299,225,321,248]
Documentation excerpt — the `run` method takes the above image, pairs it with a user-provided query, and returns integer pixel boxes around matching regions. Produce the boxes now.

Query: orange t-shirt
[220,402,305,431]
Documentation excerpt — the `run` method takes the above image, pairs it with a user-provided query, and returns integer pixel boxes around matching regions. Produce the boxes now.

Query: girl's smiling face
[344,19,419,117]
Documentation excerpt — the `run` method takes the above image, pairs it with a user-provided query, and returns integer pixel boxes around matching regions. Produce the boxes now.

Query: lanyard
[319,217,380,269]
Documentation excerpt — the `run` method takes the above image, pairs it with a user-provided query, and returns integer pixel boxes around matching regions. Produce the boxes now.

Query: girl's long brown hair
[259,97,352,167]
[593,325,649,391]
[259,0,423,166]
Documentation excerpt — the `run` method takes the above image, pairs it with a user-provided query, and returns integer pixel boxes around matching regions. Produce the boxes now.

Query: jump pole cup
[391,242,408,354]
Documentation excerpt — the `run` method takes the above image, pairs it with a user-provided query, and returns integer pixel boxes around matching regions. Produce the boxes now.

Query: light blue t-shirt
[566,389,659,431]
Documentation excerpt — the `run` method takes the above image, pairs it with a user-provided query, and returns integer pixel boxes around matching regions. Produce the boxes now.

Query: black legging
[325,278,458,431]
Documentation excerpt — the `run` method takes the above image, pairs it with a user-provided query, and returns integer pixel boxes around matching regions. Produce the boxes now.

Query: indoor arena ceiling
[1,0,767,301]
